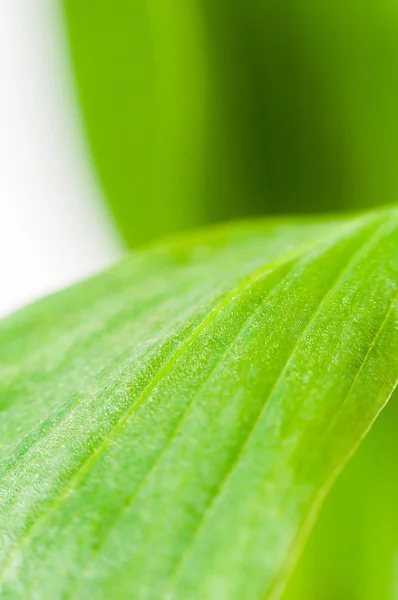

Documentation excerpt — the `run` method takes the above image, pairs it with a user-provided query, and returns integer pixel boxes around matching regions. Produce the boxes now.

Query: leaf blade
[0,208,397,599]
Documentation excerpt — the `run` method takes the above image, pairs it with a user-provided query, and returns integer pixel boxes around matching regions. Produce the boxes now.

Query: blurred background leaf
[64,0,398,247]
[62,1,398,597]
[284,389,398,600]
[63,0,208,247]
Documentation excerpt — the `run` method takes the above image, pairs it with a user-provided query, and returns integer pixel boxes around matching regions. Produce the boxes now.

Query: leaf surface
[0,208,397,599]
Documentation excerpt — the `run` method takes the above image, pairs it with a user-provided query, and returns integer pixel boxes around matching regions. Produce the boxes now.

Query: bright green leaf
[283,386,398,600]
[0,207,397,599]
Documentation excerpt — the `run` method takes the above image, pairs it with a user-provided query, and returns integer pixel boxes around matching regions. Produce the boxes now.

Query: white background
[0,3,123,318]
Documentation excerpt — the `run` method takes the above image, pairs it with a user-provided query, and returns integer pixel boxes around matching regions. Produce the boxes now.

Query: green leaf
[283,387,398,600]
[0,207,397,599]
[63,0,398,246]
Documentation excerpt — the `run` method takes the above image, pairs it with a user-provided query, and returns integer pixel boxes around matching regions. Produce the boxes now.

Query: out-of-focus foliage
[63,0,207,246]
[63,0,398,247]
[284,391,398,600]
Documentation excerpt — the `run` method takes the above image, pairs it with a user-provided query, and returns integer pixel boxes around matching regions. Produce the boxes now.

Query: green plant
[1,206,396,598]
[64,0,398,247]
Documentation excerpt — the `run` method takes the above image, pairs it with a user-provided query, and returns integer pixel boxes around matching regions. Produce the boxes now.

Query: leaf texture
[0,208,397,599]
